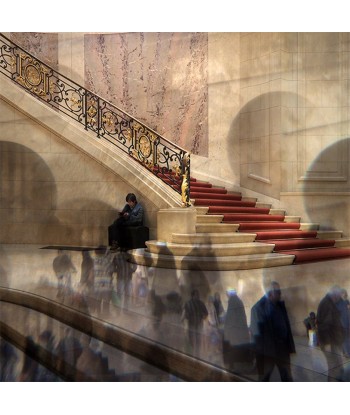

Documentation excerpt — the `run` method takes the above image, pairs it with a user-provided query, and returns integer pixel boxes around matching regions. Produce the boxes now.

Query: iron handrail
[0,33,191,206]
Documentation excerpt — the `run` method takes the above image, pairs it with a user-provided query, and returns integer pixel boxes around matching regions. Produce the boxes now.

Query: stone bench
[119,225,149,250]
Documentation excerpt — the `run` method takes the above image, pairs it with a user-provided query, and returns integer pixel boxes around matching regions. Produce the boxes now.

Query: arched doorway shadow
[0,141,60,230]
[301,136,350,233]
[226,91,304,199]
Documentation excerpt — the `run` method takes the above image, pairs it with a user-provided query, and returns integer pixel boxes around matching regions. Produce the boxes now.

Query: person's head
[226,288,237,298]
[341,288,348,300]
[266,281,282,303]
[310,312,316,319]
[214,292,221,301]
[126,193,137,208]
[208,295,214,303]
[191,289,200,300]
[328,285,342,303]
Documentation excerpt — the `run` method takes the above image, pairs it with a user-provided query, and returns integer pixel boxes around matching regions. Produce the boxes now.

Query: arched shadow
[0,141,59,224]
[301,137,350,232]
[226,91,304,198]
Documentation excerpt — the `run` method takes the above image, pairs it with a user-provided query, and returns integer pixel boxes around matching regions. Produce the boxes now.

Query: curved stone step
[127,249,295,270]
[335,238,350,248]
[171,232,257,244]
[284,216,301,223]
[195,206,209,215]
[317,230,343,239]
[256,202,273,209]
[145,240,275,256]
[299,223,320,230]
[196,214,224,223]
[269,208,286,215]
[196,223,239,233]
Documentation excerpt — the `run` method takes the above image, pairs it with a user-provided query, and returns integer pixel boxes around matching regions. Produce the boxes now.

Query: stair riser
[127,250,296,270]
[220,214,286,222]
[191,193,242,200]
[145,242,274,256]
[264,239,336,251]
[171,233,257,244]
[211,208,271,214]
[196,215,224,223]
[190,188,228,194]
[251,231,318,240]
[195,200,256,207]
[237,223,301,230]
[196,224,239,233]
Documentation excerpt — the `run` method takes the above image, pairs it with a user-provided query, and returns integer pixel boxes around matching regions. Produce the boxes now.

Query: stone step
[196,223,239,233]
[256,202,272,209]
[299,223,320,230]
[284,216,301,223]
[317,230,343,239]
[196,214,224,223]
[242,197,257,203]
[127,249,296,271]
[171,232,257,244]
[269,208,286,215]
[145,240,274,257]
[194,206,209,215]
[334,238,350,248]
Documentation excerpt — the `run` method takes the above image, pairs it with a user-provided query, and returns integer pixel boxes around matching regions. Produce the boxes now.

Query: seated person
[108,193,144,249]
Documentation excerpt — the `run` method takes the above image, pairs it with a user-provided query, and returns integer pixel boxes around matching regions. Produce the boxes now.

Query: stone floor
[1,243,350,382]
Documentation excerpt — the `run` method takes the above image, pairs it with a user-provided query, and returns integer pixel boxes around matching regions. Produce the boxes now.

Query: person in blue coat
[250,281,295,381]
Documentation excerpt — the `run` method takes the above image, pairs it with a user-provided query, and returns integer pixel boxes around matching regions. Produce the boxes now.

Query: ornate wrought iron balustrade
[0,33,191,207]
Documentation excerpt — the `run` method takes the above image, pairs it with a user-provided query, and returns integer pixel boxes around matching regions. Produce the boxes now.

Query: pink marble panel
[84,32,208,156]
[10,32,58,69]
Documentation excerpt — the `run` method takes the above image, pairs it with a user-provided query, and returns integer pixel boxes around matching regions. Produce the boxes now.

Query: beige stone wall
[238,33,350,233]
[191,32,242,191]
[0,97,159,246]
[1,32,349,242]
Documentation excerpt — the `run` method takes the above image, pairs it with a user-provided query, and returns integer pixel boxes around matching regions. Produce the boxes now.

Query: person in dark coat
[317,285,345,381]
[80,250,94,289]
[182,289,208,356]
[223,289,253,374]
[52,250,76,300]
[250,281,295,381]
[337,288,350,357]
[108,193,144,249]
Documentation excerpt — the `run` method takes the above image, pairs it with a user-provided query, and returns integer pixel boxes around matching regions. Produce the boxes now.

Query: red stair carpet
[188,177,350,264]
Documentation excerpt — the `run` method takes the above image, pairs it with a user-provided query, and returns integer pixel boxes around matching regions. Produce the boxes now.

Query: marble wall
[10,32,59,70]
[84,32,208,156]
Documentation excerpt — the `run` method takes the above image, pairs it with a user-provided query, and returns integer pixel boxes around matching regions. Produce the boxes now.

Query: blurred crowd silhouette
[1,245,350,382]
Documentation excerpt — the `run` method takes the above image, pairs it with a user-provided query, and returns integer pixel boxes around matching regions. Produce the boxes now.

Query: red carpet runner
[188,177,350,264]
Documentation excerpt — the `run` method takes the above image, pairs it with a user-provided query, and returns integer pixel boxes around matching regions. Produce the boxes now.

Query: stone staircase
[128,176,350,271]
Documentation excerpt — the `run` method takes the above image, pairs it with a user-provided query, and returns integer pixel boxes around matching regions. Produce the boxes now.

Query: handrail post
[181,152,191,207]
[84,90,88,131]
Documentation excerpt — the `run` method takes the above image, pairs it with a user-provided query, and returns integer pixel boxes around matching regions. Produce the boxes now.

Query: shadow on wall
[226,91,302,199]
[0,141,60,233]
[62,198,118,246]
[302,137,350,233]
[0,141,122,245]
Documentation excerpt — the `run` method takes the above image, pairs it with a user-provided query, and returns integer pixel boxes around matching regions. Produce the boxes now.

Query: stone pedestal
[157,207,197,242]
